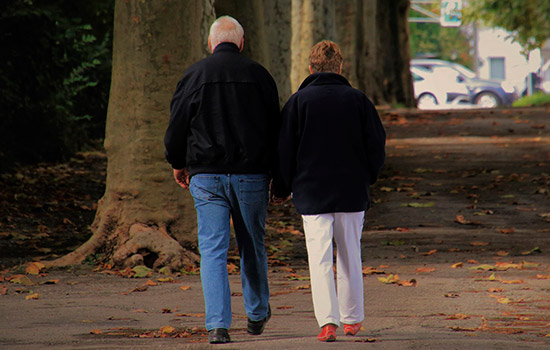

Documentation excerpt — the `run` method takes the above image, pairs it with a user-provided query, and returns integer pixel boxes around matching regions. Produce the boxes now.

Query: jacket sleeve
[272,96,298,198]
[164,78,191,170]
[363,99,386,185]
[264,75,282,179]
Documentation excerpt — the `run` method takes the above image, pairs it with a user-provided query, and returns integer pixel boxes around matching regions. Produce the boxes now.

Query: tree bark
[359,0,415,106]
[47,0,215,270]
[214,0,293,104]
[290,0,336,92]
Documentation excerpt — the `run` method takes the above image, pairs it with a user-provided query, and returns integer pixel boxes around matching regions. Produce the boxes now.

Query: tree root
[113,223,200,270]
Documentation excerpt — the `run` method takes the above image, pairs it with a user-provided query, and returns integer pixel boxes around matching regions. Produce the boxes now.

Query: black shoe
[247,304,271,335]
[208,328,231,344]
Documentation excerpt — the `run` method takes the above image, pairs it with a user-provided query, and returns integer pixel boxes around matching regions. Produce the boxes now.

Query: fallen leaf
[536,275,550,279]
[497,297,512,304]
[276,305,294,309]
[145,279,158,286]
[381,240,405,246]
[25,262,45,275]
[446,314,470,320]
[175,313,205,317]
[132,266,152,278]
[180,286,191,291]
[416,267,435,273]
[455,215,481,225]
[395,227,410,232]
[520,261,540,268]
[90,329,102,335]
[467,259,479,264]
[469,264,496,271]
[521,247,542,255]
[378,274,400,284]
[444,293,460,298]
[470,241,489,246]
[498,228,515,234]
[40,279,59,285]
[25,293,39,300]
[7,275,35,286]
[362,266,385,275]
[227,263,239,274]
[157,277,174,283]
[496,251,509,257]
[398,279,417,287]
[451,262,463,268]
[402,202,435,208]
[355,338,377,343]
[1,285,8,295]
[130,285,148,293]
[448,326,478,332]
[421,249,437,256]
[499,279,525,284]
[160,326,175,334]
[286,273,310,281]
[487,288,504,293]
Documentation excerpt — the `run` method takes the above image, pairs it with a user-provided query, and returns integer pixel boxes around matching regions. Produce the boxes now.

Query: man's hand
[270,195,290,205]
[173,168,190,189]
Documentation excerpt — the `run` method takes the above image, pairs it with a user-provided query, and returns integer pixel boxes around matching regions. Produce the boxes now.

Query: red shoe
[343,322,362,336]
[318,324,337,342]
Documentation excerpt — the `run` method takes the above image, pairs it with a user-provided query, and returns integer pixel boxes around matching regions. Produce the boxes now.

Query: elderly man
[164,16,280,344]
[274,40,386,342]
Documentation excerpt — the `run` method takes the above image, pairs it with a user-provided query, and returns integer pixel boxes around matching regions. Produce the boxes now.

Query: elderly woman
[274,40,386,342]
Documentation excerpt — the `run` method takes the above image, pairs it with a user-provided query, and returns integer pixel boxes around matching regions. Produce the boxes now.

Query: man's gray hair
[209,16,244,49]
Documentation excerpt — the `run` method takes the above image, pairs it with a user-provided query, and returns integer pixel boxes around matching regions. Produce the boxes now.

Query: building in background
[475,27,549,96]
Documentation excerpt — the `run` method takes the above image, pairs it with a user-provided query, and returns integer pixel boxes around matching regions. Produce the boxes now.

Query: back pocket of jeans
[190,175,220,201]
[239,176,268,205]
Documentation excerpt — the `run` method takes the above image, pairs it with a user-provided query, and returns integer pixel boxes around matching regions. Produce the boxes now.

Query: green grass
[513,92,550,107]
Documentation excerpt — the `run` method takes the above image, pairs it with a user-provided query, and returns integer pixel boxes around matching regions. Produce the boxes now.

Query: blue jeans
[189,174,270,330]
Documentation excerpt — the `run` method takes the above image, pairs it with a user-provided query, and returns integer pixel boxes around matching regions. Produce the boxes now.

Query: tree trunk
[47,0,215,270]
[214,0,293,104]
[359,0,415,106]
[290,0,336,92]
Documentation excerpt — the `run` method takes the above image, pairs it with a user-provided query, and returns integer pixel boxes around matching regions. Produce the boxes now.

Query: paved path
[1,107,549,349]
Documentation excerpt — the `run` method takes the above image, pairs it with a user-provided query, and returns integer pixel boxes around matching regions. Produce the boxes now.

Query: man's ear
[309,65,314,74]
[208,36,213,53]
[239,36,244,52]
[338,63,342,74]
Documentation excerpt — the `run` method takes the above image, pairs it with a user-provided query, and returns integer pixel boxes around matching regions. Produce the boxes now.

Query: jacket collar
[298,72,351,91]
[213,42,240,54]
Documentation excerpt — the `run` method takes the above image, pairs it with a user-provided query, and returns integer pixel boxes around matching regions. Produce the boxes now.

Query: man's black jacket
[164,42,280,177]
[275,72,386,215]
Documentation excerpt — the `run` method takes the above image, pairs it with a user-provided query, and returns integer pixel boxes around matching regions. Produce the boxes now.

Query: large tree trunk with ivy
[47,0,215,270]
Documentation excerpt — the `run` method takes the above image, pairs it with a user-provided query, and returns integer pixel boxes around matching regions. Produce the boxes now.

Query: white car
[411,66,471,109]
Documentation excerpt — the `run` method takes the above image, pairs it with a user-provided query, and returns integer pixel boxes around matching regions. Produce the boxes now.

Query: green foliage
[512,92,550,107]
[409,5,473,68]
[463,0,550,54]
[0,0,113,171]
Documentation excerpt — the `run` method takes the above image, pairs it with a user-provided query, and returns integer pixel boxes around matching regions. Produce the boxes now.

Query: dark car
[411,59,518,108]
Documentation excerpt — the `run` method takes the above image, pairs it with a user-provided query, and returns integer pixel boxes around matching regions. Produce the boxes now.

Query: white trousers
[302,212,365,327]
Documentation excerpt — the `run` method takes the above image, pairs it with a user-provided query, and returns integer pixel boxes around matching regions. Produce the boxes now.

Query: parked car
[411,58,517,108]
[539,60,550,94]
[411,66,470,109]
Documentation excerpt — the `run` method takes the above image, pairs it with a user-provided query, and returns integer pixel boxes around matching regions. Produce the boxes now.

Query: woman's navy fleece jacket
[275,72,386,215]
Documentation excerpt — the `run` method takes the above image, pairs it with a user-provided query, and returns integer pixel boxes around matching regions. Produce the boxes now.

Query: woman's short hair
[309,40,343,74]
[209,16,244,49]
